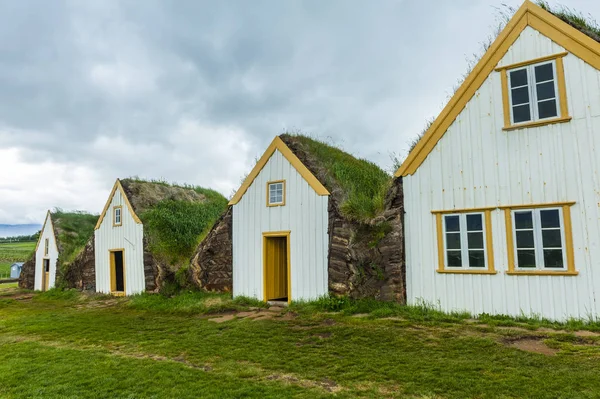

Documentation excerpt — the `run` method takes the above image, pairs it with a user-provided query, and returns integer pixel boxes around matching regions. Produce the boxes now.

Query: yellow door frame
[42,258,50,291]
[109,249,126,296]
[262,231,291,304]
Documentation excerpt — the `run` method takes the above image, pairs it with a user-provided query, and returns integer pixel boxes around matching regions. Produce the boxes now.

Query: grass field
[0,241,35,278]
[1,288,600,398]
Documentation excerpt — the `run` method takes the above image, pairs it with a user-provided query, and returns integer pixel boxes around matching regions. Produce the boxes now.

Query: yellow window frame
[266,180,286,207]
[432,207,497,274]
[501,202,577,276]
[113,205,123,227]
[44,238,49,256]
[497,52,571,131]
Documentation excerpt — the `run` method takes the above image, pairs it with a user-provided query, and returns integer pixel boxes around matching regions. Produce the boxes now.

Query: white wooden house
[397,0,600,321]
[94,179,146,296]
[34,211,59,291]
[229,136,331,303]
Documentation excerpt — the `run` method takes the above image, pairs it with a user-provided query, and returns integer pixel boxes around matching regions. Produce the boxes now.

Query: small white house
[34,211,59,291]
[10,262,23,279]
[229,136,330,303]
[397,1,600,321]
[94,179,145,296]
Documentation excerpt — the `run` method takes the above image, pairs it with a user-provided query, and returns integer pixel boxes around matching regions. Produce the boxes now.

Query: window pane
[466,214,483,231]
[511,87,530,105]
[467,232,484,249]
[544,249,564,268]
[517,250,537,268]
[447,251,462,267]
[516,230,535,249]
[535,63,554,83]
[540,209,560,228]
[445,215,460,232]
[468,251,485,268]
[536,81,556,101]
[512,104,532,123]
[514,211,533,229]
[446,233,461,250]
[542,229,562,248]
[538,99,558,119]
[510,69,528,87]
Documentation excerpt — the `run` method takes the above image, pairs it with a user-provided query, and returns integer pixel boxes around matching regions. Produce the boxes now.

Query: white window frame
[267,181,285,206]
[114,206,122,226]
[442,212,488,269]
[511,207,568,271]
[508,60,561,125]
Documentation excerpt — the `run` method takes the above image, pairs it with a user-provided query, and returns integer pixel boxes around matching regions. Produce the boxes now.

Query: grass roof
[120,178,228,267]
[279,134,391,222]
[51,210,98,265]
[537,1,600,42]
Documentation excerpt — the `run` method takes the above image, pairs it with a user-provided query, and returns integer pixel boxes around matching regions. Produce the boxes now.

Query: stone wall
[62,236,96,291]
[189,207,233,291]
[143,237,161,292]
[18,254,35,290]
[327,178,405,302]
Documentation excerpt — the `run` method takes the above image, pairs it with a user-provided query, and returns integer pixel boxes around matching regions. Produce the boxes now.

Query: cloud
[0,0,599,223]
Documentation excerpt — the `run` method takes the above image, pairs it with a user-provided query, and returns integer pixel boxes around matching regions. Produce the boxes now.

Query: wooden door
[43,259,50,291]
[264,237,288,301]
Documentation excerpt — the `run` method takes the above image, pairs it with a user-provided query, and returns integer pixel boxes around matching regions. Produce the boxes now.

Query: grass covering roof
[50,210,98,265]
[120,178,228,266]
[537,1,600,43]
[279,134,391,222]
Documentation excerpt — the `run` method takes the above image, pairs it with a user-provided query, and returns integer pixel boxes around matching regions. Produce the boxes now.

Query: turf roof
[537,0,600,43]
[279,134,391,222]
[50,210,98,265]
[119,178,229,266]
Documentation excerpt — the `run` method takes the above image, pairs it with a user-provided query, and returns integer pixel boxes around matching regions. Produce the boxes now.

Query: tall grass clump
[282,134,391,221]
[537,1,600,42]
[141,195,227,266]
[53,209,98,265]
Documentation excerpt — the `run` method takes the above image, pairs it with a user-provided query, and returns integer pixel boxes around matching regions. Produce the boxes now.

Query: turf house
[19,210,97,291]
[66,178,228,296]
[192,134,404,303]
[396,0,600,321]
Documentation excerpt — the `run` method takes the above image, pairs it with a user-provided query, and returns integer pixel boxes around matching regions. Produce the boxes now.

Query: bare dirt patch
[504,337,558,356]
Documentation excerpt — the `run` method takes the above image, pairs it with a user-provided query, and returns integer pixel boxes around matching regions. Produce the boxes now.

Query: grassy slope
[132,182,228,267]
[1,292,600,398]
[52,211,98,265]
[281,134,391,221]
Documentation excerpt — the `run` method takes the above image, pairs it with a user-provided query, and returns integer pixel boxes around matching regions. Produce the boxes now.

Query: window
[267,181,285,207]
[498,52,570,130]
[434,209,496,274]
[113,206,122,226]
[44,238,49,256]
[503,203,577,275]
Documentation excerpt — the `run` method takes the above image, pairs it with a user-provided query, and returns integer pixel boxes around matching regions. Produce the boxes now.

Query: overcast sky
[1,0,599,224]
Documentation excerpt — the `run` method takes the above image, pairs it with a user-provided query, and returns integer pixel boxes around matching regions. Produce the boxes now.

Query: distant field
[0,241,35,278]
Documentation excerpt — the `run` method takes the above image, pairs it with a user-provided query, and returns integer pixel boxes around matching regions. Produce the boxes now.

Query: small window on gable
[498,53,570,130]
[113,206,122,226]
[267,181,285,207]
[44,238,49,256]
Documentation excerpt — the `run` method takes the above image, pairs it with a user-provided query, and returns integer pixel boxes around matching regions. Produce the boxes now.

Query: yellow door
[264,237,288,301]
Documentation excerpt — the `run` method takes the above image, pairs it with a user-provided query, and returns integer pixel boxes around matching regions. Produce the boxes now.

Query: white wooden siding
[405,26,600,321]
[94,188,145,295]
[34,213,59,290]
[232,149,329,302]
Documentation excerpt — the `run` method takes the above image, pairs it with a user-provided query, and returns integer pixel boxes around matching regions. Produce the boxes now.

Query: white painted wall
[34,213,59,290]
[232,149,329,302]
[94,188,145,295]
[405,26,600,321]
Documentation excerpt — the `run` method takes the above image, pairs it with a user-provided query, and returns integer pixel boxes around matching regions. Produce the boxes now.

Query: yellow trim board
[113,205,123,227]
[495,51,568,71]
[502,117,572,131]
[498,201,576,210]
[431,206,497,214]
[395,0,600,177]
[34,211,58,253]
[262,231,292,304]
[95,179,142,230]
[229,136,329,206]
[266,180,286,207]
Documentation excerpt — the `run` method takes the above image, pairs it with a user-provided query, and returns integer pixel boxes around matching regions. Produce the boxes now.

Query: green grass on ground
[0,241,35,279]
[1,291,600,398]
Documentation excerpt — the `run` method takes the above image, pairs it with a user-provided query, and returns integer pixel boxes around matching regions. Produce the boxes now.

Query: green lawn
[0,241,35,278]
[0,290,599,398]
